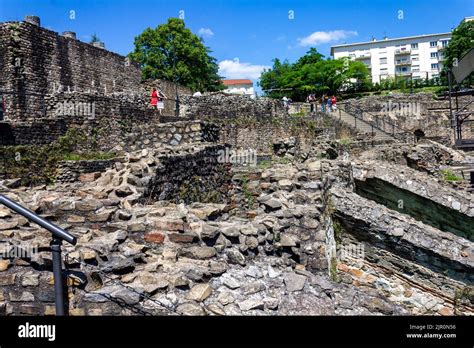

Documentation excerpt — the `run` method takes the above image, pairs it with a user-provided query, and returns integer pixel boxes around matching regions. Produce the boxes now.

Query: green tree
[259,48,370,101]
[443,19,474,71]
[129,18,223,91]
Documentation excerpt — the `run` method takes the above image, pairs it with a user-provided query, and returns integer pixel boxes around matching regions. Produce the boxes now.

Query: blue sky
[1,0,473,88]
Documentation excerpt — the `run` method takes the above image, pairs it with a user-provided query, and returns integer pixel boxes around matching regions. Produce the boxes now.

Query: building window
[431,52,438,58]
[411,54,419,61]
[431,63,439,70]
[412,66,420,72]
[430,41,437,47]
[441,40,449,48]
[379,57,387,64]
[396,67,408,73]
[411,43,418,49]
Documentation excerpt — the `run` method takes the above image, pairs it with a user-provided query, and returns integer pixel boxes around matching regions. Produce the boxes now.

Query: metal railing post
[0,194,76,316]
[51,238,65,316]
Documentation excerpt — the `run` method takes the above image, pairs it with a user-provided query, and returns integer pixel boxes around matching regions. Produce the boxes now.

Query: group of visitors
[306,94,337,113]
[150,87,167,115]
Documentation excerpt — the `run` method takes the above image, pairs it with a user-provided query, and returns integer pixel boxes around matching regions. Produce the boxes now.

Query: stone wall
[0,19,142,121]
[145,144,233,204]
[179,93,287,119]
[0,111,206,152]
[56,159,118,183]
[342,93,474,141]
[0,119,68,145]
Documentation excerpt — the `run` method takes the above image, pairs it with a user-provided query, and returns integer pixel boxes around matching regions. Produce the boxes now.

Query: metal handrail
[0,194,76,316]
[340,103,415,143]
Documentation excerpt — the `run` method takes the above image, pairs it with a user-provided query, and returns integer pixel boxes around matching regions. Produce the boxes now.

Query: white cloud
[218,58,270,80]
[298,30,358,46]
[198,28,214,37]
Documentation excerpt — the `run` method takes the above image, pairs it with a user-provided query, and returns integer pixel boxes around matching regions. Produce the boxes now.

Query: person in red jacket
[150,87,167,115]
[150,88,158,108]
[330,95,337,111]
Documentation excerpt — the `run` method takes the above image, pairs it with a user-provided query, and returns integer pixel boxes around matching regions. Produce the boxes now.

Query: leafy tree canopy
[443,19,474,71]
[129,18,223,91]
[259,48,370,101]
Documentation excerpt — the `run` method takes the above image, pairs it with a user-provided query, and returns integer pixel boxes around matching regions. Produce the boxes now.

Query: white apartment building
[222,79,255,97]
[331,32,452,83]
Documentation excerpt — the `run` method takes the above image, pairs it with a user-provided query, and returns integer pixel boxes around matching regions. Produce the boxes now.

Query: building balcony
[355,53,371,60]
[395,59,411,66]
[395,48,411,55]
[438,45,448,51]
[395,71,412,76]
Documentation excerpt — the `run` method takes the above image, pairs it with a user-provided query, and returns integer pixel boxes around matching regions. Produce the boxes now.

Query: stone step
[335,110,396,141]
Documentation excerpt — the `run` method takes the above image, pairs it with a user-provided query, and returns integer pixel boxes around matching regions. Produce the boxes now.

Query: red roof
[222,79,253,86]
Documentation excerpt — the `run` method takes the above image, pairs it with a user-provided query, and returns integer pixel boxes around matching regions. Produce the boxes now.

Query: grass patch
[63,151,116,161]
[338,137,352,147]
[440,169,462,182]
[257,159,272,170]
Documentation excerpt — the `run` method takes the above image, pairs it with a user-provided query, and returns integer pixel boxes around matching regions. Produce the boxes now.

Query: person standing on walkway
[320,94,326,113]
[327,95,332,113]
[156,88,167,115]
[331,95,337,111]
[151,87,167,115]
[151,87,159,109]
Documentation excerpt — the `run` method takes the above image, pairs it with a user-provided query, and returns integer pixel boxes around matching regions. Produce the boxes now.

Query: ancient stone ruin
[0,16,472,317]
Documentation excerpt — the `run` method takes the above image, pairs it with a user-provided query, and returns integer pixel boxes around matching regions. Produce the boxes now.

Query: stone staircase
[331,108,396,142]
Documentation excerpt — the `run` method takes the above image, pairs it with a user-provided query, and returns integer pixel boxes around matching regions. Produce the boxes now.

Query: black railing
[340,103,416,143]
[0,194,76,315]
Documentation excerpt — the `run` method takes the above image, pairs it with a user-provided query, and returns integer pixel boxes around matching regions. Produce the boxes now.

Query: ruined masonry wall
[0,20,141,121]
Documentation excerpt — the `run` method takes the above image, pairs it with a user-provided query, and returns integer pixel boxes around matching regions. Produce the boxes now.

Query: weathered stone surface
[180,246,216,260]
[222,276,240,290]
[220,225,241,238]
[85,285,140,305]
[177,302,205,316]
[0,220,18,230]
[217,291,235,305]
[0,274,16,286]
[243,281,266,295]
[21,272,39,287]
[168,232,197,244]
[226,249,246,266]
[238,298,264,311]
[280,234,297,247]
[0,259,11,272]
[144,232,165,244]
[245,265,263,279]
[75,199,103,212]
[154,219,184,231]
[284,273,306,292]
[10,291,35,302]
[186,283,212,302]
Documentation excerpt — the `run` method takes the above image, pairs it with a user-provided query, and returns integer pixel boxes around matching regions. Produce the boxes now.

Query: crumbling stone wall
[342,93,474,141]
[145,144,232,204]
[0,19,142,121]
[0,119,68,145]
[179,93,287,119]
[56,159,118,183]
